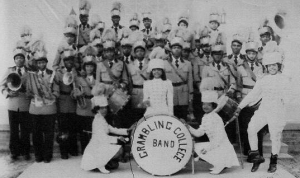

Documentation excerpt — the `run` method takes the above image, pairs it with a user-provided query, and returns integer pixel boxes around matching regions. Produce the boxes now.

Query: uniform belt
[60,91,71,95]
[172,81,187,87]
[214,87,224,91]
[243,85,254,89]
[132,84,143,89]
[101,81,114,85]
[84,95,93,99]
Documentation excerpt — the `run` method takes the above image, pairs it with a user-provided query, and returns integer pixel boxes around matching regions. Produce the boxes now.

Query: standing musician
[120,37,134,65]
[141,12,153,39]
[191,32,213,122]
[236,35,266,162]
[28,43,59,163]
[128,13,140,32]
[164,36,193,121]
[225,33,246,68]
[126,40,149,126]
[201,34,237,143]
[0,48,31,161]
[111,2,124,41]
[52,15,78,71]
[148,25,169,60]
[96,29,128,127]
[17,25,36,71]
[55,48,78,159]
[89,29,104,63]
[77,0,92,49]
[75,46,97,154]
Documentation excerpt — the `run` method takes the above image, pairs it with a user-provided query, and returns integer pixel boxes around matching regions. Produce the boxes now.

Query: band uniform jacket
[96,59,128,95]
[122,55,134,65]
[127,58,150,108]
[111,25,124,41]
[78,24,91,48]
[225,53,245,69]
[201,62,237,95]
[75,75,95,117]
[55,68,77,113]
[0,66,30,111]
[164,56,193,106]
[191,53,214,88]
[236,61,264,99]
[29,69,59,115]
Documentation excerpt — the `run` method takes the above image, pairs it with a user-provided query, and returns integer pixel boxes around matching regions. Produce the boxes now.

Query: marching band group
[0,0,291,175]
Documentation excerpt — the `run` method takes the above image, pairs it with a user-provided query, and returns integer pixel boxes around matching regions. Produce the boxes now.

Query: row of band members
[1,22,285,174]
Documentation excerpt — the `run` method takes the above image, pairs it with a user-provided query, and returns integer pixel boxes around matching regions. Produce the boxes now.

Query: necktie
[234,55,238,65]
[41,71,44,77]
[17,68,22,76]
[206,55,210,63]
[175,59,179,68]
[217,63,221,70]
[146,29,149,34]
[251,63,254,71]
[109,61,113,68]
[82,25,85,30]
[125,57,129,64]
[114,27,118,34]
[139,61,143,70]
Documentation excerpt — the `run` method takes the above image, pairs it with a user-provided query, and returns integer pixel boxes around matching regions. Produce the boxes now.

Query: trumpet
[63,72,87,109]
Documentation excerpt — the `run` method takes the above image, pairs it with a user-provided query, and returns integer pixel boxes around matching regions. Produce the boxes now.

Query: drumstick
[82,130,129,142]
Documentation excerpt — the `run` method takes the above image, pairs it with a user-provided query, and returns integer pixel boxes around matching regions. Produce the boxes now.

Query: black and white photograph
[0,0,300,177]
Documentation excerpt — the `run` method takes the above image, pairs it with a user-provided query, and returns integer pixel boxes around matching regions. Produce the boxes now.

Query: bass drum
[131,114,193,176]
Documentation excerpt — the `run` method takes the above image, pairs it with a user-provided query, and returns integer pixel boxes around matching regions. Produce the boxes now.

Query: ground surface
[0,151,299,178]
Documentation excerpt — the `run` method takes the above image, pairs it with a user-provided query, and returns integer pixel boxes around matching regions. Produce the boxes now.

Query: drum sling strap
[167,59,187,83]
[102,60,119,83]
[242,62,257,82]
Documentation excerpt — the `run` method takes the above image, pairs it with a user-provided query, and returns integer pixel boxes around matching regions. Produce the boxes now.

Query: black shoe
[24,154,31,160]
[69,152,78,156]
[61,154,69,160]
[35,157,43,163]
[267,154,278,173]
[249,150,265,172]
[10,154,19,160]
[43,159,51,163]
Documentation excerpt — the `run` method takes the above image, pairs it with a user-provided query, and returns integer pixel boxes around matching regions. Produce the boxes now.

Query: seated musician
[188,91,239,175]
[141,58,173,116]
[81,91,130,174]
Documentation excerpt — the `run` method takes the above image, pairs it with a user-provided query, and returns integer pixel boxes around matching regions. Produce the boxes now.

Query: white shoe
[99,167,110,174]
[209,167,215,171]
[210,167,225,175]
[194,157,200,162]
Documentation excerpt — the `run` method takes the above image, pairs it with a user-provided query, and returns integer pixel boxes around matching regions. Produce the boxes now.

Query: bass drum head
[131,114,193,176]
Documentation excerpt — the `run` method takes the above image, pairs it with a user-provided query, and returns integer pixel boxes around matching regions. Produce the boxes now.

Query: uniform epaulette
[258,47,263,52]
[227,54,233,59]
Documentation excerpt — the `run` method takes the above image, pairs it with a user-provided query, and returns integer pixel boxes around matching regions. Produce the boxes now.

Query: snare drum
[108,88,130,114]
[214,95,238,120]
[131,114,193,176]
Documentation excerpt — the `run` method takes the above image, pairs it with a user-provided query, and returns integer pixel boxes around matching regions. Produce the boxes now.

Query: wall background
[0,0,300,125]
